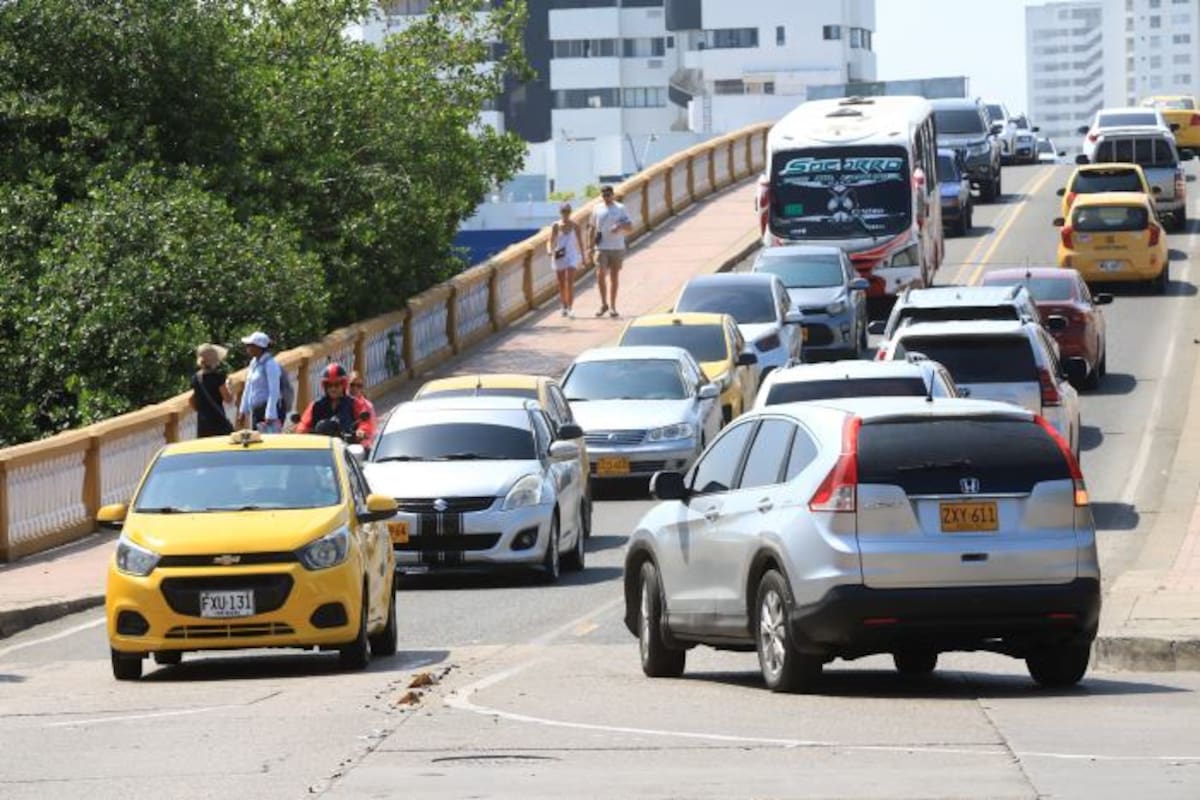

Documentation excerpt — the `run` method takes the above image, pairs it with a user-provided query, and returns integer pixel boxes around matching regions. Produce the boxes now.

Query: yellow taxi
[1056,163,1154,219]
[101,430,398,680]
[413,373,591,534]
[616,312,758,423]
[1142,95,1200,149]
[1055,192,1168,292]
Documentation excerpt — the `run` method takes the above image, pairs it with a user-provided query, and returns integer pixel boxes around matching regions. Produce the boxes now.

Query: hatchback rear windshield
[1071,169,1143,194]
[1094,137,1176,167]
[765,378,927,405]
[1071,204,1150,232]
[934,108,985,135]
[676,284,776,324]
[621,324,728,363]
[858,417,1072,495]
[893,336,1036,384]
[1097,112,1158,128]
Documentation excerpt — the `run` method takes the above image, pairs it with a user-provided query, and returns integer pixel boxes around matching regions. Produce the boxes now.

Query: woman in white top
[547,202,587,318]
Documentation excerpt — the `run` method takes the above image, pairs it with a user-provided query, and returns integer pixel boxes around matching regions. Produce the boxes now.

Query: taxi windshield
[134,449,341,512]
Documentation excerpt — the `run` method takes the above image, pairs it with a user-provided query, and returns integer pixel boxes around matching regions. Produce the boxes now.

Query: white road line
[44,703,239,729]
[0,616,104,663]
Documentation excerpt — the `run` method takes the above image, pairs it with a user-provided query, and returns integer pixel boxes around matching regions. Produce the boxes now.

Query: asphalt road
[3,163,1200,799]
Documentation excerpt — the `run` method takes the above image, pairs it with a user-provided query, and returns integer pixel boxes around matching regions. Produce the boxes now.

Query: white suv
[870,284,1043,343]
[877,319,1084,455]
[754,358,957,409]
[982,99,1018,164]
[625,397,1100,692]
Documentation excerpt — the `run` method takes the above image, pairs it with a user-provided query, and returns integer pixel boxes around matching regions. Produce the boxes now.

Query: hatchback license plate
[199,590,255,618]
[940,501,999,533]
[1099,260,1124,272]
[597,456,630,476]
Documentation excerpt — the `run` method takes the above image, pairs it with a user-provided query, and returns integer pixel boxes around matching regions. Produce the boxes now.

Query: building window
[622,87,667,108]
[386,0,431,14]
[623,37,666,57]
[713,79,746,95]
[552,39,618,59]
[823,25,841,40]
[1149,15,1162,28]
[701,28,759,49]
[850,28,862,48]
[776,26,785,46]
[1173,33,1192,44]
[552,88,621,109]
[1175,73,1193,85]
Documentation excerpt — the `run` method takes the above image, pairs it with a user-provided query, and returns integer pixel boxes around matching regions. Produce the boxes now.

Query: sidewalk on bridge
[0,179,762,640]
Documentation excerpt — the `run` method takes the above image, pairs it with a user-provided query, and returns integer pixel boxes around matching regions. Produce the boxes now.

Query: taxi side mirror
[867,320,887,335]
[1094,293,1114,305]
[97,503,128,531]
[360,494,398,523]
[1055,187,1066,197]
[737,351,758,367]
[557,423,584,441]
[1052,217,1066,228]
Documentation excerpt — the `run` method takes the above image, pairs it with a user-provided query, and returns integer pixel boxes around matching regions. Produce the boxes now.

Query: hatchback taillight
[1148,223,1161,247]
[1191,113,1200,127]
[1038,367,1061,407]
[1034,415,1088,506]
[1065,191,1077,209]
[809,417,861,513]
[1060,225,1074,249]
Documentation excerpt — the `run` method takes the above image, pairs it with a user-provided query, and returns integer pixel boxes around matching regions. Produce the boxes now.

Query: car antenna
[925,371,935,404]
[474,375,483,395]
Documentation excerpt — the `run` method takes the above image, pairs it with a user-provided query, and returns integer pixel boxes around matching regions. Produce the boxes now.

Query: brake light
[1060,224,1074,249]
[1148,223,1161,247]
[1034,415,1088,506]
[1191,114,1200,127]
[1038,367,1061,407]
[809,416,861,513]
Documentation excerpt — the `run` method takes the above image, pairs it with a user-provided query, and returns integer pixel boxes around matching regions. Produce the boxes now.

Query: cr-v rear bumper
[788,578,1100,659]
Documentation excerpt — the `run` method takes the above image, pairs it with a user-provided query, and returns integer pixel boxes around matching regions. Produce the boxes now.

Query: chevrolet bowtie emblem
[212,554,241,566]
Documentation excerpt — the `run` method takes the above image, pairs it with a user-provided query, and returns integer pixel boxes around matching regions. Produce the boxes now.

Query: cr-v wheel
[1027,643,1090,688]
[893,649,938,675]
[638,561,686,677]
[755,570,822,693]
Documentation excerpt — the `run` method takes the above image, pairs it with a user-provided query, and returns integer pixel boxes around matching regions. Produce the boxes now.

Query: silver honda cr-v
[623,396,1100,693]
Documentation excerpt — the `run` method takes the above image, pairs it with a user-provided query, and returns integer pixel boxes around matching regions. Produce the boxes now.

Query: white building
[1026,1,1113,153]
[1114,0,1200,104]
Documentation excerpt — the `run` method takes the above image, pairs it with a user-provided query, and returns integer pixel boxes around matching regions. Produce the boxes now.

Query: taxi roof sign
[230,429,264,447]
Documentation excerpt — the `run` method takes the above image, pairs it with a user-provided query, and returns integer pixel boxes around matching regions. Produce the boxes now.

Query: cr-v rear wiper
[894,458,974,472]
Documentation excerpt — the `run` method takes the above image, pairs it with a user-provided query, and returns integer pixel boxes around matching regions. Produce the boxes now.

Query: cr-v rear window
[893,336,1036,384]
[897,306,1020,327]
[765,378,927,405]
[858,417,1071,495]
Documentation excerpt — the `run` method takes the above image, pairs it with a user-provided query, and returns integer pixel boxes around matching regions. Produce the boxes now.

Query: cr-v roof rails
[838,96,876,106]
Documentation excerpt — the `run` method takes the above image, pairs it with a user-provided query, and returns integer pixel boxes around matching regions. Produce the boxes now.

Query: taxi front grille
[164,622,296,640]
[157,552,298,568]
[160,575,293,616]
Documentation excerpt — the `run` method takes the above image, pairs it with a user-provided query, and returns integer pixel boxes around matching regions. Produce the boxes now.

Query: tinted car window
[894,336,1037,384]
[985,104,1004,122]
[785,428,820,481]
[756,255,844,288]
[858,418,1071,494]
[1097,111,1158,127]
[1070,169,1144,194]
[620,324,728,363]
[936,154,959,180]
[1072,204,1150,232]
[373,423,535,462]
[935,109,985,135]
[897,306,1020,327]
[676,284,777,324]
[765,378,928,405]
[1037,139,1054,154]
[981,276,1075,302]
[689,422,754,495]
[738,419,795,489]
[563,360,687,401]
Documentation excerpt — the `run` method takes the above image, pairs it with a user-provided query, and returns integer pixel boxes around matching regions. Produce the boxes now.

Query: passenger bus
[756,96,943,303]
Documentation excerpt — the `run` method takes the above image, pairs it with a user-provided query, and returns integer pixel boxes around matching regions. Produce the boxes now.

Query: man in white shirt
[236,330,283,432]
[588,185,634,318]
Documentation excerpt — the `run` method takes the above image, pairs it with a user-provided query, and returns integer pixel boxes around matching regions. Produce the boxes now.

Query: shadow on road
[140,648,451,683]
[397,564,622,592]
[1079,424,1104,452]
[1090,501,1140,532]
[0,673,27,683]
[592,478,652,502]
[585,534,628,554]
[1092,372,1136,396]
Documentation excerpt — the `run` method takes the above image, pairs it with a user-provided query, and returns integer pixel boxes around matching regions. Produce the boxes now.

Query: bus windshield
[769,146,911,240]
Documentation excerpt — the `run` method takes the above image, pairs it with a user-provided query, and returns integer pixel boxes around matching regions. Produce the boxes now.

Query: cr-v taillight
[1038,367,1062,407]
[809,416,861,513]
[1035,415,1088,506]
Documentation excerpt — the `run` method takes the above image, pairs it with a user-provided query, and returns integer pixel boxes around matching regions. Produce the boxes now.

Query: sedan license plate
[387,520,409,544]
[597,456,631,476]
[1099,260,1124,272]
[199,590,255,618]
[940,501,999,533]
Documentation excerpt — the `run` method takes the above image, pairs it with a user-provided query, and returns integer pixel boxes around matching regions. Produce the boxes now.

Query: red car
[981,267,1112,388]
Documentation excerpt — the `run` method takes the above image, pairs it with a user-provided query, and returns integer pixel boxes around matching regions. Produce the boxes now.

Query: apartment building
[1116,0,1200,103]
[1026,1,1112,152]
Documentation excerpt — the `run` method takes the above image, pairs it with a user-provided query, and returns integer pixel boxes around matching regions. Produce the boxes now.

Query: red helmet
[321,363,349,390]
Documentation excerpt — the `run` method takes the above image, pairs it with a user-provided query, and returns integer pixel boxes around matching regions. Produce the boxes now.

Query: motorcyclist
[295,363,375,444]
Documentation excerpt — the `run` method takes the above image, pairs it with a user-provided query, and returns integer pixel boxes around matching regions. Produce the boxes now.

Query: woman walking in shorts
[548,202,586,318]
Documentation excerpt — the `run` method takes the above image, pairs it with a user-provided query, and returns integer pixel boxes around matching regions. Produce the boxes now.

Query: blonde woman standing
[547,202,586,318]
[190,343,234,437]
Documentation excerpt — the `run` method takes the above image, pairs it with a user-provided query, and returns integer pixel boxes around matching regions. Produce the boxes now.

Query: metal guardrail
[0,122,770,562]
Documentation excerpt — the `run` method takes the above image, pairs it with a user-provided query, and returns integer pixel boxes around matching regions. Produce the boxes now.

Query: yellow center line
[964,166,1060,286]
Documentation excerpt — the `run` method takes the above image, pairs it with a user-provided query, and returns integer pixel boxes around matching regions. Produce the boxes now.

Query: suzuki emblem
[433,498,449,512]
[212,554,241,566]
[959,477,981,495]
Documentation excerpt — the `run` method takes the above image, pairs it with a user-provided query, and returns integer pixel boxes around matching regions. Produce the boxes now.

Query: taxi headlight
[646,423,695,442]
[299,526,350,570]
[115,535,160,577]
[502,475,544,510]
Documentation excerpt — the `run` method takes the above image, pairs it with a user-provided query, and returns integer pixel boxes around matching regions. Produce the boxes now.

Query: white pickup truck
[1088,128,1195,231]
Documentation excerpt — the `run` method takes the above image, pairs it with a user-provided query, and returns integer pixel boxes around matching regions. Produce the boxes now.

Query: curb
[1093,635,1200,672]
[0,595,104,640]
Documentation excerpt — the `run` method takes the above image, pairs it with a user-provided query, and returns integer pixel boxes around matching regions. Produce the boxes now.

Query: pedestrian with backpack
[190,343,234,437]
[236,330,287,433]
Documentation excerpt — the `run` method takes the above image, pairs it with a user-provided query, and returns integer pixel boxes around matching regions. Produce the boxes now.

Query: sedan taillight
[1038,367,1062,407]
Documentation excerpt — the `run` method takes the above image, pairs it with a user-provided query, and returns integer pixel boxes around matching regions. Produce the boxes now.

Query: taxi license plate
[597,456,631,476]
[387,520,409,544]
[199,590,255,618]
[1099,260,1124,272]
[940,501,999,533]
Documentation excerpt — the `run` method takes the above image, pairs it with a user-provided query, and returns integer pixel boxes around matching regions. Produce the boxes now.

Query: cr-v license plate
[940,501,999,533]
[199,590,255,618]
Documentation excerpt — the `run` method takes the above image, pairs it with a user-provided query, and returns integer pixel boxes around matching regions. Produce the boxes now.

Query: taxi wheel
[111,649,143,681]
[541,515,562,583]
[368,584,398,658]
[338,588,371,671]
[1155,264,1170,295]
[153,651,182,666]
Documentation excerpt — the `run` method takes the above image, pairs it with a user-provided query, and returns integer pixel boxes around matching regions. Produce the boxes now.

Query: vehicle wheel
[338,588,371,671]
[153,651,182,666]
[980,177,996,203]
[111,649,143,681]
[755,570,822,693]
[858,324,869,357]
[541,514,561,583]
[564,505,586,572]
[368,581,398,657]
[893,649,938,675]
[637,561,686,678]
[581,495,593,539]
[1155,263,1170,294]
[965,203,974,231]
[1026,643,1091,688]
[1098,348,1107,379]
[995,169,1003,198]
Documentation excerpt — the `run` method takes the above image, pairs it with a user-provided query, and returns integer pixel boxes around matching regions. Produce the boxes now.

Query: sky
[874,0,1032,114]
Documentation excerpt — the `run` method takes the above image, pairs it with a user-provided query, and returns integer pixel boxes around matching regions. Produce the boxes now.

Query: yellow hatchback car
[1055,192,1169,292]
[1142,95,1200,149]
[617,312,758,423]
[102,431,399,680]
[1056,163,1154,219]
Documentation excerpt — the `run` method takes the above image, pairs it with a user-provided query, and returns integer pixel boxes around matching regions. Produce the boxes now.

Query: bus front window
[769,146,912,240]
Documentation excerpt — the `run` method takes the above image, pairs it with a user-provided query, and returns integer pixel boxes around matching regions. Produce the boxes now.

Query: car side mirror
[990,123,1004,136]
[783,310,804,325]
[1094,293,1114,305]
[97,503,128,531]
[650,471,689,502]
[556,423,584,440]
[1064,358,1089,386]
[1031,126,1040,133]
[347,443,366,462]
[1188,174,1198,182]
[1074,154,1089,165]
[1058,151,1066,157]
[1151,185,1163,195]
[1076,125,1090,135]
[736,351,758,367]
[849,277,869,291]
[1045,315,1069,332]
[1055,187,1066,197]
[1171,123,1182,132]
[698,383,720,400]
[549,441,580,462]
[1052,217,1065,228]
[867,320,886,335]
[359,494,398,523]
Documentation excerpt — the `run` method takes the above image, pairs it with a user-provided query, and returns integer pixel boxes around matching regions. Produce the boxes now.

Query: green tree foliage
[0,0,529,445]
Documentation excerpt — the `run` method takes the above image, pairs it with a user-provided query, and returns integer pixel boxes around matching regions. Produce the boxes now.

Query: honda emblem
[959,477,981,495]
